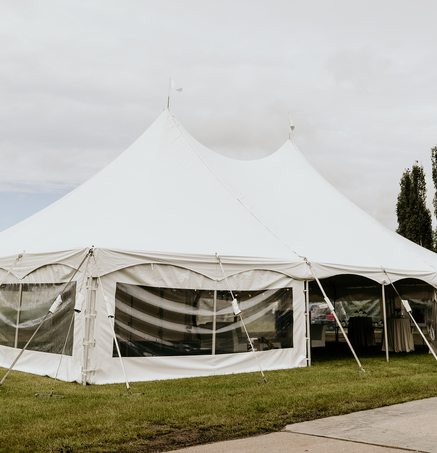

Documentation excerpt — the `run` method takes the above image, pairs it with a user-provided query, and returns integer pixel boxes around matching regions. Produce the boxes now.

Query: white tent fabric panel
[0,257,301,384]
[93,250,301,288]
[93,348,306,384]
[190,131,437,278]
[0,249,90,281]
[0,265,87,382]
[0,317,84,383]
[92,277,305,384]
[92,248,310,281]
[96,348,307,384]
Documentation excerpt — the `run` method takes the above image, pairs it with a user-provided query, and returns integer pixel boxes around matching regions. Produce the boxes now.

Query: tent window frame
[0,282,76,356]
[113,284,294,358]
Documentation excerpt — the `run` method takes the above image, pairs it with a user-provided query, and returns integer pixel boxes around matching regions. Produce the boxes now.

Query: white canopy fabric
[0,108,436,285]
[187,123,437,285]
[0,109,308,281]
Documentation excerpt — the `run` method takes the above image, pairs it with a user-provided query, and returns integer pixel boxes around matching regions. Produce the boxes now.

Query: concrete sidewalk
[169,397,437,452]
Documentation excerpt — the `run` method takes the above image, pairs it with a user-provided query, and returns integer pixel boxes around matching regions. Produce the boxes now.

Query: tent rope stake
[304,258,366,373]
[0,249,93,388]
[383,270,437,362]
[215,253,268,383]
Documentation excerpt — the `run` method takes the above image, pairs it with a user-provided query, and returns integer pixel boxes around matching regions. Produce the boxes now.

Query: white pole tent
[1,108,437,385]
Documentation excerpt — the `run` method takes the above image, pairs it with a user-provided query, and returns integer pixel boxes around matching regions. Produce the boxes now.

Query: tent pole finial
[288,113,295,140]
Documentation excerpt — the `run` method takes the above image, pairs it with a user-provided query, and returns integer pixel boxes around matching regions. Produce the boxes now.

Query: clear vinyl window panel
[0,282,76,355]
[114,283,293,357]
[214,288,293,354]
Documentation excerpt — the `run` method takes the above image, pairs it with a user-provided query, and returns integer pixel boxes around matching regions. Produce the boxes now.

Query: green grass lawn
[1,343,437,453]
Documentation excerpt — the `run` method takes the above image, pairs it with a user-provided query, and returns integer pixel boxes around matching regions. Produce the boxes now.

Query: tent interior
[308,274,437,355]
[1,108,437,385]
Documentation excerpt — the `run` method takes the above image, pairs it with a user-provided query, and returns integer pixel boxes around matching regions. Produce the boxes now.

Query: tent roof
[0,109,301,263]
[1,109,437,283]
[191,128,437,277]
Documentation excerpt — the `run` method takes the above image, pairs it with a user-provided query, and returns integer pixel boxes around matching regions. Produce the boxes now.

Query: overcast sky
[1,0,437,232]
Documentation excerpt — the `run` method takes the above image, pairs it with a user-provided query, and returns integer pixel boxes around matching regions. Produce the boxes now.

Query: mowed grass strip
[1,346,437,453]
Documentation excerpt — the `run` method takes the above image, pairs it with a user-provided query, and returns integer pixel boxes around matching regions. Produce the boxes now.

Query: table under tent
[1,108,437,385]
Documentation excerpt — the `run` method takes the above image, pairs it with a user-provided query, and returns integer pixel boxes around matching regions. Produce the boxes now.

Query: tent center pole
[82,276,97,385]
[212,289,217,355]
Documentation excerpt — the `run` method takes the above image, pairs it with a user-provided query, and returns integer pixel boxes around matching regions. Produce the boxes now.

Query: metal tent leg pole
[304,280,311,366]
[35,311,76,398]
[50,311,75,396]
[109,317,131,392]
[212,289,217,355]
[305,260,365,372]
[37,256,91,397]
[331,307,365,372]
[14,284,22,349]
[408,309,437,361]
[0,313,50,385]
[382,283,389,362]
[82,276,97,385]
[92,254,141,395]
[383,269,437,362]
[215,253,268,383]
[239,313,268,383]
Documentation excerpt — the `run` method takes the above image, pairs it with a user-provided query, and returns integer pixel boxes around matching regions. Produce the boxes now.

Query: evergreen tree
[431,145,437,218]
[431,145,437,250]
[396,162,433,250]
[396,169,411,238]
